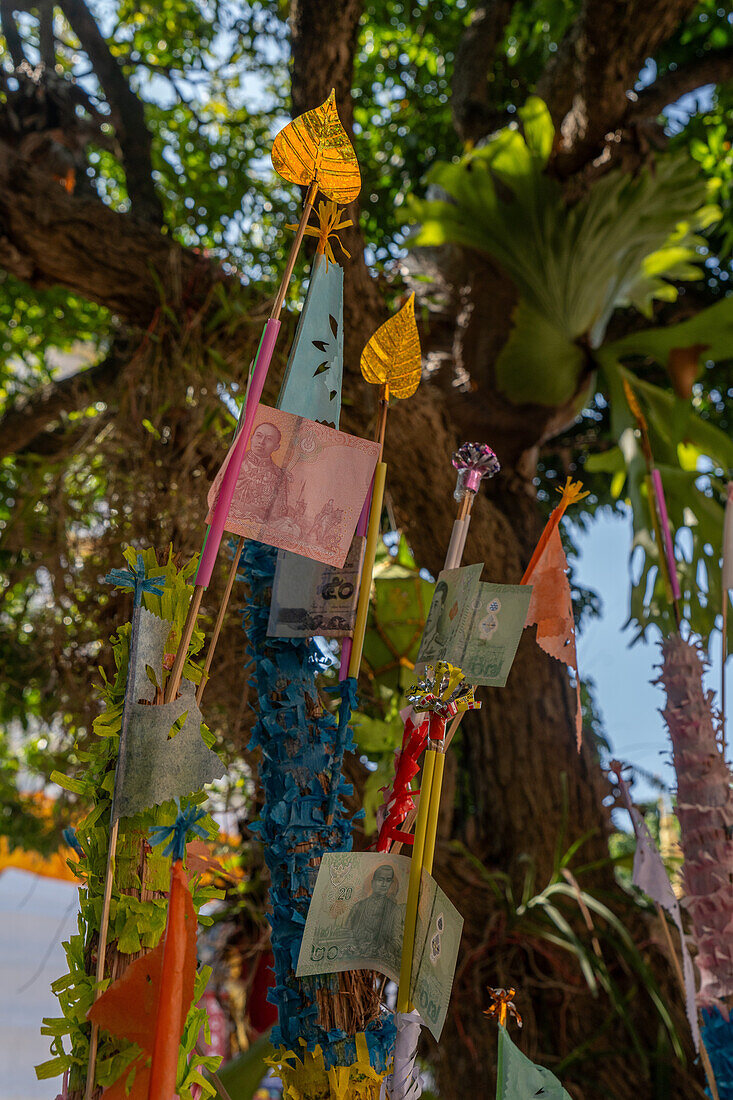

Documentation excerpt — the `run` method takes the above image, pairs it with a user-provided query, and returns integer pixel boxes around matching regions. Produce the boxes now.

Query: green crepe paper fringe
[241,540,395,1073]
[38,547,224,1098]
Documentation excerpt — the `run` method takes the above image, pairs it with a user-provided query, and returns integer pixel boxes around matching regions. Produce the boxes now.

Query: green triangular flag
[497,1026,571,1099]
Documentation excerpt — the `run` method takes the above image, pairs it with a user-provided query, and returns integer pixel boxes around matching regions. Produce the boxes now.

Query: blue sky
[571,507,728,802]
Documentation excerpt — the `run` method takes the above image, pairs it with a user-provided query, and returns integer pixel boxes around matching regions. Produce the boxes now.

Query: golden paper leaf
[360,293,422,399]
[271,89,361,204]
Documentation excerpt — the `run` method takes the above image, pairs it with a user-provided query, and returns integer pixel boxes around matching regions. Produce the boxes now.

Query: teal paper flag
[277,252,343,427]
[497,1026,571,1099]
[270,254,346,629]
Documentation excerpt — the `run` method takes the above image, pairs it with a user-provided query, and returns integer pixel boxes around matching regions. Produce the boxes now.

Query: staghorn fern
[406,96,719,408]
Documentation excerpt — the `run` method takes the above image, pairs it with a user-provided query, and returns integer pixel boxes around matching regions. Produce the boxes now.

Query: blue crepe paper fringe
[702,1007,733,1098]
[241,541,395,1072]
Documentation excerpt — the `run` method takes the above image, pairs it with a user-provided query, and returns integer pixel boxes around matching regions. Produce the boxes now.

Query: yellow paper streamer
[265,1036,388,1100]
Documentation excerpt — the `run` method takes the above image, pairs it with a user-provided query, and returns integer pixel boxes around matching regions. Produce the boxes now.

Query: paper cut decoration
[206,404,380,569]
[271,88,361,204]
[296,852,462,1041]
[87,858,198,1099]
[269,246,350,633]
[268,533,366,637]
[266,1034,389,1100]
[277,252,344,426]
[658,635,733,1007]
[496,1025,571,1100]
[360,293,421,399]
[416,565,531,687]
[382,1011,424,1100]
[523,526,583,747]
[113,610,225,822]
[614,768,700,1051]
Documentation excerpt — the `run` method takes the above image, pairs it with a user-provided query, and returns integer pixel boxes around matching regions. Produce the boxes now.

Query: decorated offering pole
[86,805,208,1100]
[165,90,361,706]
[657,637,733,1097]
[231,126,407,1094]
[197,199,354,706]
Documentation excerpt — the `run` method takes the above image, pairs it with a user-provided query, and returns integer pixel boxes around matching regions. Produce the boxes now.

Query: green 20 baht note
[296,852,462,1040]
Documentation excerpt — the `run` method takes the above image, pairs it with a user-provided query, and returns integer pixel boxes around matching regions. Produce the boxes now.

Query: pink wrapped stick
[651,468,681,601]
[196,318,281,589]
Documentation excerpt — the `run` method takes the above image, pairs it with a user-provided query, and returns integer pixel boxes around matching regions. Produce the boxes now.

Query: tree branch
[451,2,517,145]
[38,0,55,70]
[0,341,127,457]
[0,138,220,323]
[537,0,700,175]
[57,0,164,225]
[0,0,28,68]
[628,45,733,119]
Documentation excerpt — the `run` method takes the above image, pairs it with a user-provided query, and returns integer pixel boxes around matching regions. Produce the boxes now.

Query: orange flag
[524,525,583,748]
[87,861,197,1100]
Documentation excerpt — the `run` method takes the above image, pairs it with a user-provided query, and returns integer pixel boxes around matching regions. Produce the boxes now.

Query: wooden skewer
[196,537,245,705]
[85,817,119,1100]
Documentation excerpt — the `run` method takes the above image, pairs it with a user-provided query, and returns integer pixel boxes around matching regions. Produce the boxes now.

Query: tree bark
[0,139,219,323]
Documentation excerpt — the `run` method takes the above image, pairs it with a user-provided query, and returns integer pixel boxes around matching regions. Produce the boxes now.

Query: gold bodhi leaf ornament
[271,89,361,205]
[360,293,422,399]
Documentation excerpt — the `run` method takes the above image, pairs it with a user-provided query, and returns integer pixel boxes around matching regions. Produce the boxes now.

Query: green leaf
[495,300,585,406]
[605,294,733,368]
[518,95,554,165]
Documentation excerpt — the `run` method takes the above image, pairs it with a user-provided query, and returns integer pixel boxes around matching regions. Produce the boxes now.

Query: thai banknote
[206,404,380,568]
[416,565,532,687]
[267,534,366,638]
[296,851,462,1040]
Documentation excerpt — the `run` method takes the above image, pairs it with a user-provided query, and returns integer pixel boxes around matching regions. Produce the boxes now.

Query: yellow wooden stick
[347,461,387,679]
[396,749,435,1013]
[422,750,446,876]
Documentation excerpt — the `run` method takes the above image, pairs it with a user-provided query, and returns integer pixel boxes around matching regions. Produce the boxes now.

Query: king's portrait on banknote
[298,854,407,980]
[206,404,380,568]
[297,852,463,1041]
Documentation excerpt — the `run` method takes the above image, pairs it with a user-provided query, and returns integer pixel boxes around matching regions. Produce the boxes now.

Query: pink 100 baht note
[206,404,380,569]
